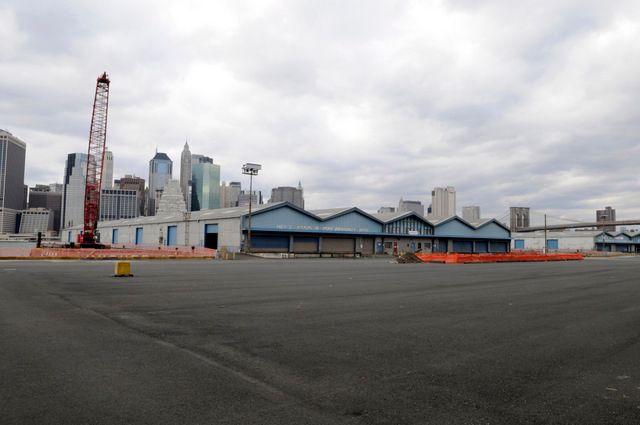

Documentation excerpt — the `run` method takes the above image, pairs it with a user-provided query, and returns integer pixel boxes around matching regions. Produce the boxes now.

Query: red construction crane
[79,72,110,246]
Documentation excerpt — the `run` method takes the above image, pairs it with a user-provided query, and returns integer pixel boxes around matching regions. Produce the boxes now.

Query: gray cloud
[2,0,639,222]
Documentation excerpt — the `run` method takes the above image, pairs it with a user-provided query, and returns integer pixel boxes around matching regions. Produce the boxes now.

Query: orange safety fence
[27,246,216,259]
[415,251,584,264]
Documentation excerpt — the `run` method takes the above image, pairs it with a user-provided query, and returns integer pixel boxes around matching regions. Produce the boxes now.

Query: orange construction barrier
[28,246,216,260]
[415,252,583,264]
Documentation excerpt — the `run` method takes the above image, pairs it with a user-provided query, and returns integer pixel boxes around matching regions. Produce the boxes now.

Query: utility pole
[544,214,548,254]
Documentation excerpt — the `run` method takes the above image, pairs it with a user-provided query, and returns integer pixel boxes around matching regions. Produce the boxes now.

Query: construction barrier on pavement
[415,252,584,264]
[26,246,216,260]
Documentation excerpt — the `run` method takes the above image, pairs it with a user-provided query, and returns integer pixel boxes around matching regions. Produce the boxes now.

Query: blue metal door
[546,239,559,250]
[410,242,416,252]
[204,224,219,249]
[135,228,143,245]
[167,226,177,246]
[112,229,118,244]
[514,239,525,249]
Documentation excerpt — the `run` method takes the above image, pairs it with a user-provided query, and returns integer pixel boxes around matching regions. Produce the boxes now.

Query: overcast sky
[1,0,639,222]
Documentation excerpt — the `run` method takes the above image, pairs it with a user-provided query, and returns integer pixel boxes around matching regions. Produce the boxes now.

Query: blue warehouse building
[66,202,511,255]
[595,231,640,253]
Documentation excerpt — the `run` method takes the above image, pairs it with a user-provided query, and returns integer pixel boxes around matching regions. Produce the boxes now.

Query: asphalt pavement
[1,257,639,424]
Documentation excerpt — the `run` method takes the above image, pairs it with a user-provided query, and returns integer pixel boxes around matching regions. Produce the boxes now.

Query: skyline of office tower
[61,152,88,229]
[100,188,141,222]
[269,183,304,209]
[377,206,396,214]
[115,174,146,215]
[191,155,220,211]
[398,198,424,216]
[180,142,191,211]
[462,206,481,222]
[101,150,113,189]
[156,180,186,214]
[597,206,616,231]
[148,150,172,215]
[429,186,456,219]
[18,208,54,235]
[0,129,27,233]
[28,184,63,233]
[220,181,241,208]
[238,190,263,207]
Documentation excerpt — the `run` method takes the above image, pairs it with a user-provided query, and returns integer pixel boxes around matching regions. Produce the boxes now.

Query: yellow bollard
[114,261,133,277]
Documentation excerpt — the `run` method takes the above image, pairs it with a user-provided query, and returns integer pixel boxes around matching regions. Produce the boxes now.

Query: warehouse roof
[309,207,381,223]
[371,211,432,225]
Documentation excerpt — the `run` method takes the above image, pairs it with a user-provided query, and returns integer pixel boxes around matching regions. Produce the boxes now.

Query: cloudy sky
[1,0,639,222]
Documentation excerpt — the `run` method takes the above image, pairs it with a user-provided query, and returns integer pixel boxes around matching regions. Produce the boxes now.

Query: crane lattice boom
[81,72,110,246]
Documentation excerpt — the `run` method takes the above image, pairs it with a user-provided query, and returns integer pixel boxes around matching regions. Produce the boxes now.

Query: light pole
[242,163,261,253]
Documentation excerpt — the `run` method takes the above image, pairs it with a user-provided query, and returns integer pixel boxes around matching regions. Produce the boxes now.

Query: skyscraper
[462,206,481,222]
[398,198,424,216]
[61,152,88,230]
[429,186,456,219]
[180,142,191,211]
[156,180,187,214]
[238,190,262,207]
[101,150,113,190]
[148,151,173,215]
[115,174,146,215]
[100,189,141,221]
[191,155,221,211]
[220,181,242,208]
[29,184,63,233]
[269,182,304,208]
[0,130,26,233]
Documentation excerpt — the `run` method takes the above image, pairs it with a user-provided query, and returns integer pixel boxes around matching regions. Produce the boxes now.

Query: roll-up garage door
[452,240,473,253]
[474,241,488,253]
[490,241,508,253]
[360,238,374,255]
[250,235,289,253]
[293,237,318,253]
[433,239,448,253]
[322,237,355,253]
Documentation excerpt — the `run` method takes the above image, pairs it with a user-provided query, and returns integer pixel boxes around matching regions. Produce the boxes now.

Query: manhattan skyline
[1,1,639,220]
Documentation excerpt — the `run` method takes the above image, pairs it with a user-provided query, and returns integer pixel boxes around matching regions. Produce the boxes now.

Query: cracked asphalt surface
[1,257,640,424]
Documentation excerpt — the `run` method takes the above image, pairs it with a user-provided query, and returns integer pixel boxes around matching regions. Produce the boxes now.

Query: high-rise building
[191,155,220,211]
[462,206,481,222]
[100,189,141,221]
[180,142,191,211]
[429,186,456,219]
[115,174,145,192]
[0,130,26,233]
[28,184,63,233]
[596,206,616,231]
[378,206,396,214]
[238,190,263,207]
[220,181,242,208]
[49,183,63,193]
[114,174,145,215]
[18,208,54,235]
[101,150,113,189]
[156,180,187,214]
[398,198,424,216]
[269,182,304,209]
[61,153,88,229]
[148,151,172,215]
[509,207,530,230]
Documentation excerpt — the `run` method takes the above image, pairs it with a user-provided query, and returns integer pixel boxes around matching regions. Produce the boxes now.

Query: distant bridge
[515,220,640,232]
